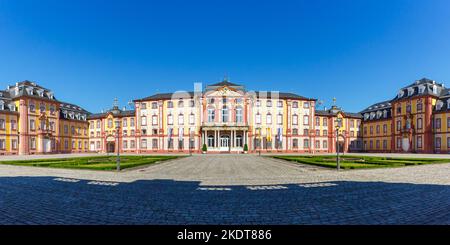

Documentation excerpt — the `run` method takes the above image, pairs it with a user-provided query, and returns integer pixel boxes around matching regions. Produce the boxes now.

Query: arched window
[167,114,173,125]
[178,100,184,107]
[222,106,229,122]
[255,112,261,124]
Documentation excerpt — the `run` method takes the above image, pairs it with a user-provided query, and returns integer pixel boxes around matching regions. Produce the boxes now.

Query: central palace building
[1,77,449,155]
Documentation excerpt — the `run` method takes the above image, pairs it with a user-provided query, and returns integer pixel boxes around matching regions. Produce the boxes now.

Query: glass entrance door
[220,135,230,151]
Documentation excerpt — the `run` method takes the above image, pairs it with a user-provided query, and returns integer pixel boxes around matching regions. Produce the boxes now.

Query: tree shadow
[0,176,449,225]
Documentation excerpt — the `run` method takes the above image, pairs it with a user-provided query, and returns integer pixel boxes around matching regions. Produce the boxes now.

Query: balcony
[202,122,248,127]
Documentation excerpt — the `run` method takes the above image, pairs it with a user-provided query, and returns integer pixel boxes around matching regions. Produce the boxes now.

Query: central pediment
[207,86,243,97]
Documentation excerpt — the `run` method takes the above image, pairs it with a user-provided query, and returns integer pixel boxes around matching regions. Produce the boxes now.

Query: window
[277,100,283,107]
[436,118,441,129]
[303,115,309,125]
[397,120,401,131]
[122,140,128,149]
[64,140,68,150]
[303,102,309,108]
[167,114,173,125]
[152,102,158,109]
[417,102,423,111]
[235,107,243,123]
[0,119,4,130]
[376,125,380,134]
[255,100,261,107]
[97,120,101,128]
[315,117,320,126]
[397,106,401,114]
[436,137,441,148]
[222,106,229,122]
[266,113,272,124]
[64,125,68,134]
[370,141,373,149]
[78,141,82,150]
[152,115,158,125]
[397,138,402,149]
[141,116,147,126]
[167,101,173,108]
[50,106,55,115]
[206,108,215,123]
[0,139,4,149]
[303,129,309,136]
[323,140,328,149]
[277,114,283,125]
[141,139,147,149]
[178,100,184,107]
[11,139,17,150]
[255,113,261,124]
[178,114,184,125]
[131,130,135,136]
[303,139,309,148]
[108,119,113,128]
[30,137,36,149]
[417,118,423,129]
[323,130,328,136]
[292,139,298,148]
[266,100,272,107]
[122,118,127,127]
[152,139,158,149]
[315,140,320,148]
[189,113,195,125]
[383,140,387,149]
[323,118,328,126]
[350,120,354,128]
[71,126,75,134]
[292,128,298,135]
[130,118,135,127]
[29,103,35,112]
[40,103,45,112]
[406,104,411,113]
[376,140,380,149]
[383,124,387,134]
[417,136,422,148]
[141,103,147,109]
[448,117,450,128]
[292,114,298,125]
[30,119,35,131]
[370,126,373,135]
[123,130,127,136]
[130,140,135,148]
[292,101,298,108]
[315,129,320,136]
[190,100,195,107]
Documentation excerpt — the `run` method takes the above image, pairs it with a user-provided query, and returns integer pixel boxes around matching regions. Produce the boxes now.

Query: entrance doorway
[107,142,115,153]
[220,135,230,151]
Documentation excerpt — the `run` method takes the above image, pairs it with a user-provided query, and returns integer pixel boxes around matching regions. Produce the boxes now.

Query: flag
[179,127,183,141]
[278,128,282,142]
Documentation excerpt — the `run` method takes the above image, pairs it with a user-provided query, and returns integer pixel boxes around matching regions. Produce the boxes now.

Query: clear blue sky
[1,0,450,113]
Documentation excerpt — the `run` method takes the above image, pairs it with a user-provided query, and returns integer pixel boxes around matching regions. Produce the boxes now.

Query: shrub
[202,143,207,152]
[243,144,248,152]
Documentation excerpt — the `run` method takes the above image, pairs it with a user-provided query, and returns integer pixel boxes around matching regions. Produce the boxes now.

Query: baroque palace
[0,77,448,155]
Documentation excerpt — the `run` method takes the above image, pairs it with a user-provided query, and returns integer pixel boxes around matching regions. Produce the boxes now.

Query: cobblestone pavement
[0,154,449,224]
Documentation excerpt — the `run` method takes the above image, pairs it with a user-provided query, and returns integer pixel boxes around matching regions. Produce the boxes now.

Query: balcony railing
[202,122,248,127]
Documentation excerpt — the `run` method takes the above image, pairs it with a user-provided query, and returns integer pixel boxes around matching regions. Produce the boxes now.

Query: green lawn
[272,155,450,169]
[0,155,181,171]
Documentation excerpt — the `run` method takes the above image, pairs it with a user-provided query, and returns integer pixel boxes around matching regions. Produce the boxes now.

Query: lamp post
[115,119,121,171]
[335,118,342,171]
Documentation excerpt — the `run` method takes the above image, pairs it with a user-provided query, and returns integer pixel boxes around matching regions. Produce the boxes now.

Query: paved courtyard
[0,154,449,224]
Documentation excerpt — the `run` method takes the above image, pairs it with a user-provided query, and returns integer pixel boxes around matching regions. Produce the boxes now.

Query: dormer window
[0,100,4,110]
[376,111,382,119]
[36,89,44,97]
[407,87,414,96]
[25,87,33,95]
[46,92,54,99]
[370,112,376,119]
[398,90,404,98]
[364,113,369,120]
[418,85,425,94]
[436,100,444,110]
[383,110,388,118]
[63,110,68,118]
[447,99,450,109]
[432,85,438,94]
